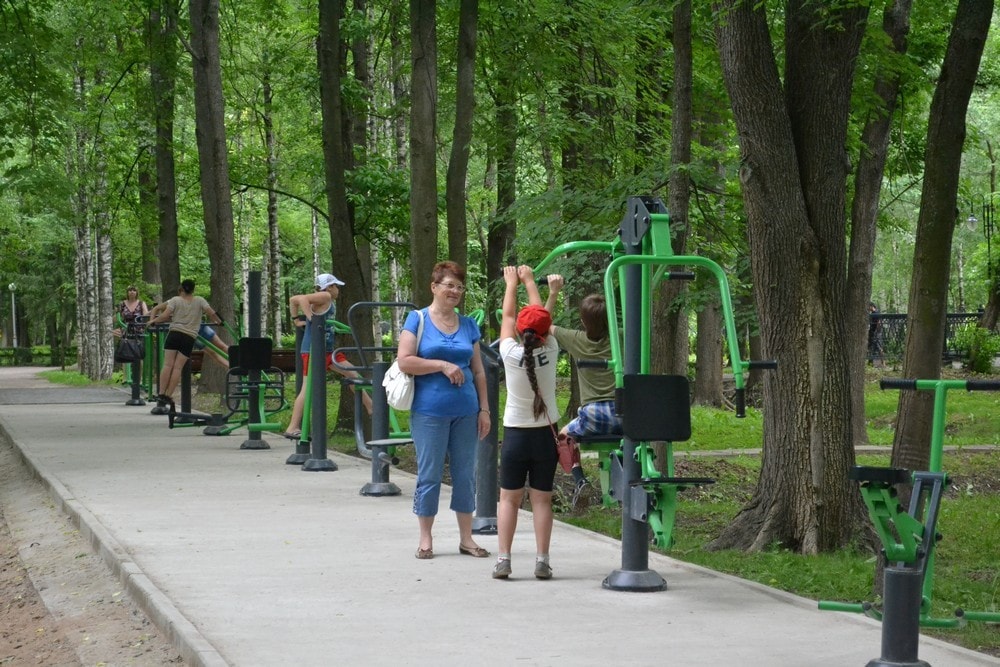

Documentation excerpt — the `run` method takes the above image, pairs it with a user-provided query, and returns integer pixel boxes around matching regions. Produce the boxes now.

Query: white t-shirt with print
[499,335,559,428]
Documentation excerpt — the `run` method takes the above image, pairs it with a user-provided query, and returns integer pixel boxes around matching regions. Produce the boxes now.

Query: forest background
[1,0,999,555]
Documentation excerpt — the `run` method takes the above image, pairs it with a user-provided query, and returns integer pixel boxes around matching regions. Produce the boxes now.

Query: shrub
[953,324,1000,373]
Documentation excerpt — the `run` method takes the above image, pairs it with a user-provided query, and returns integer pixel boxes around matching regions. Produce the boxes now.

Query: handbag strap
[414,308,425,348]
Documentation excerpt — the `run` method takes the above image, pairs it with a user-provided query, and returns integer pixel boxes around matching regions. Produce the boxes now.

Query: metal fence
[870,312,983,363]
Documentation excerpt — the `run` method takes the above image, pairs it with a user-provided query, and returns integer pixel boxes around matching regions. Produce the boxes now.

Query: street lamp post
[967,194,996,280]
[7,283,16,348]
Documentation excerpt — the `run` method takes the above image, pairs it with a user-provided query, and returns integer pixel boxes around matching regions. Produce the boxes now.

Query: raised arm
[518,265,542,306]
[500,266,519,341]
[544,274,564,314]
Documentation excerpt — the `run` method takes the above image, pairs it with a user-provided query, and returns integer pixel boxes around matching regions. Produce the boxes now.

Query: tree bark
[318,0,373,430]
[409,0,438,306]
[892,0,993,472]
[262,61,282,342]
[188,0,236,392]
[72,41,96,379]
[487,64,517,333]
[710,0,869,554]
[652,0,692,380]
[446,0,478,273]
[694,296,723,406]
[847,0,912,449]
[149,0,180,302]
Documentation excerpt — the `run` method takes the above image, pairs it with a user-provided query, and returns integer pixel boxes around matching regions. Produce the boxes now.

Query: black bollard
[124,325,146,407]
[360,361,410,496]
[302,314,336,471]
[170,359,196,424]
[241,270,269,450]
[473,346,500,534]
[866,567,931,667]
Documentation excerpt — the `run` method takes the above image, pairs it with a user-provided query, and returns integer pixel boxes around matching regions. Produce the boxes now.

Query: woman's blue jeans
[409,412,478,517]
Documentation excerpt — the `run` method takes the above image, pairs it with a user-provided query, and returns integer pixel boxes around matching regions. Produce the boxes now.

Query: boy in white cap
[284,273,370,438]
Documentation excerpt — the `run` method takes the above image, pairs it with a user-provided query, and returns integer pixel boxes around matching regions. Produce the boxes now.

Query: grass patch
[37,369,98,386]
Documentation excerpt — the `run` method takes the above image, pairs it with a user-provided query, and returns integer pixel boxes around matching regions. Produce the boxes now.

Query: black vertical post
[604,196,666,592]
[178,359,194,419]
[241,271,269,450]
[125,323,145,406]
[126,358,145,405]
[359,361,403,496]
[473,346,500,534]
[370,361,390,443]
[302,314,336,471]
[866,568,931,667]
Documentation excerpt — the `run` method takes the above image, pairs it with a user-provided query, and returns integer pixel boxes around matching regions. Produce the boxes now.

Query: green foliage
[953,324,1000,373]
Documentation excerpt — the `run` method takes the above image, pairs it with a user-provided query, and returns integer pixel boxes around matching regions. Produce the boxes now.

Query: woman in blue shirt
[397,261,491,560]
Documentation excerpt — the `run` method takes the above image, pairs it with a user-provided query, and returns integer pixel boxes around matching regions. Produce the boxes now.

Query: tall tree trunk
[388,0,407,310]
[337,0,374,430]
[262,62,282,342]
[653,0,693,379]
[150,0,180,303]
[72,42,96,379]
[694,297,723,406]
[137,153,161,292]
[93,114,114,380]
[189,0,236,393]
[319,0,373,432]
[847,0,912,449]
[710,0,869,554]
[446,0,478,273]
[409,0,438,306]
[892,0,993,472]
[487,65,517,333]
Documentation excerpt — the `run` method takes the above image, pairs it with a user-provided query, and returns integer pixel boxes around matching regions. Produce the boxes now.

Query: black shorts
[164,330,196,357]
[499,426,558,492]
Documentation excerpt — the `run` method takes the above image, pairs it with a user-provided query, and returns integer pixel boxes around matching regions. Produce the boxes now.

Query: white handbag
[382,309,425,411]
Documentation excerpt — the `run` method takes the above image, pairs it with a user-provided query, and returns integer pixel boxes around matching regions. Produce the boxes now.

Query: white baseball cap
[316,273,345,290]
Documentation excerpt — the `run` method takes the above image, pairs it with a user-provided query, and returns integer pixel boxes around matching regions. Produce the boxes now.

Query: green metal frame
[820,379,1000,628]
[533,213,749,549]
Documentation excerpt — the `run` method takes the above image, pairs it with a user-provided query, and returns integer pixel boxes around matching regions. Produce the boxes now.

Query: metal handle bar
[880,378,1000,392]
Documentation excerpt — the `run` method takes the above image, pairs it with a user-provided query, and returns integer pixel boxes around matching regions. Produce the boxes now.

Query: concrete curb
[3,426,229,667]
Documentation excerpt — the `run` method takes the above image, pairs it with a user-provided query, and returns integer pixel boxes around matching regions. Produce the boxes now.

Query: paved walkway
[0,367,996,667]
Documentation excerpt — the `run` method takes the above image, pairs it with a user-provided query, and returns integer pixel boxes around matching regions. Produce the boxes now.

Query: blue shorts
[566,400,622,438]
[194,324,216,350]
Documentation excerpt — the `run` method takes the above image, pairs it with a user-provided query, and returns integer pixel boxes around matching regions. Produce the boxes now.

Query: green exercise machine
[818,378,1000,666]
[535,196,774,591]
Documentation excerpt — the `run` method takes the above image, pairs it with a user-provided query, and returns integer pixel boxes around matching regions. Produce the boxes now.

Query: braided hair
[521,329,548,420]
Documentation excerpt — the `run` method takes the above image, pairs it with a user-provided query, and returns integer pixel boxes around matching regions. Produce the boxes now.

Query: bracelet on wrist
[479,408,490,414]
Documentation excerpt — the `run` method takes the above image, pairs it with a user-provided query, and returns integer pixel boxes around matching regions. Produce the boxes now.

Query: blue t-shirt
[403,308,481,417]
